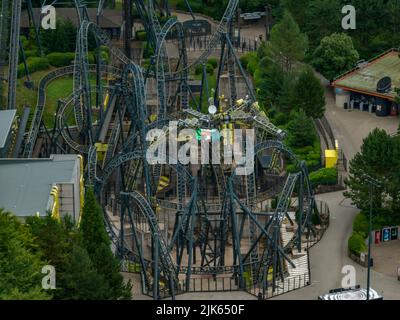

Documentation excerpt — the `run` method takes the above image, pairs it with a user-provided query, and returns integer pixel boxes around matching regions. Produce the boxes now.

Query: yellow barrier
[50,186,60,221]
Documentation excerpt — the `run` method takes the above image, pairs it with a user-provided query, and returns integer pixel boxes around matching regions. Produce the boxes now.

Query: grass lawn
[16,69,106,127]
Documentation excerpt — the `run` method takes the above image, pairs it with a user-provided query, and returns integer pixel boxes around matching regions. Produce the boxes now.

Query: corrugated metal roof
[0,155,79,217]
[0,110,16,148]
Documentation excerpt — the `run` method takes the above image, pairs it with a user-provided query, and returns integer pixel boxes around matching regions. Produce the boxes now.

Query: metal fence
[166,35,261,53]
[245,273,310,299]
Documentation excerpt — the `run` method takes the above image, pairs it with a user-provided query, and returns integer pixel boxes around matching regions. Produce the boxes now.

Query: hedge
[348,232,367,255]
[46,52,75,67]
[309,167,338,188]
[18,57,50,78]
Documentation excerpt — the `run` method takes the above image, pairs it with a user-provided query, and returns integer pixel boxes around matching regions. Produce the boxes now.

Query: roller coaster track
[103,103,127,168]
[0,0,9,65]
[87,144,98,184]
[120,191,178,287]
[257,172,300,283]
[74,20,132,131]
[22,65,122,158]
[7,0,21,110]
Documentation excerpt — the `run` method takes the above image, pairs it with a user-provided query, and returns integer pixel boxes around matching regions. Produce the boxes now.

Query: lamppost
[360,172,381,301]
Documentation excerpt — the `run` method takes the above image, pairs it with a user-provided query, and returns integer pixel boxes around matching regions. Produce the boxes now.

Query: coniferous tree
[60,244,109,300]
[291,67,325,119]
[80,187,132,300]
[345,129,400,222]
[0,210,50,300]
[264,10,308,72]
[287,110,316,148]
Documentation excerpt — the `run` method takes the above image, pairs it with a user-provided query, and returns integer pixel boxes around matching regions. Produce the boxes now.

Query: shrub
[47,52,75,67]
[207,58,218,69]
[271,197,278,210]
[309,167,338,188]
[274,112,290,126]
[136,30,147,41]
[247,58,258,76]
[353,212,369,238]
[206,63,214,75]
[240,52,257,70]
[253,69,262,87]
[195,63,214,76]
[24,50,40,59]
[17,57,50,78]
[348,232,367,255]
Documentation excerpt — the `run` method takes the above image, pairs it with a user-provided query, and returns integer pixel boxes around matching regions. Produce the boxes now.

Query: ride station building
[332,48,400,117]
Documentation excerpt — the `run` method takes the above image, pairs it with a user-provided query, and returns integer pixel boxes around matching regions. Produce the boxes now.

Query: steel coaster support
[227,20,237,104]
[26,0,42,56]
[7,0,22,110]
[120,191,178,299]
[228,179,245,288]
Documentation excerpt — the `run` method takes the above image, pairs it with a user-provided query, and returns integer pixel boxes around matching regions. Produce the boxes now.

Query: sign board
[383,228,391,242]
[360,253,366,263]
[183,20,212,37]
[391,227,399,241]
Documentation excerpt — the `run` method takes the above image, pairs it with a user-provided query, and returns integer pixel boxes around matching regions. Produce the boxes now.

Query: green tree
[312,33,359,80]
[304,0,342,48]
[0,210,50,300]
[291,67,325,118]
[281,0,310,29]
[80,187,132,299]
[345,129,400,222]
[256,57,294,113]
[60,244,109,300]
[40,18,77,54]
[264,10,308,72]
[26,214,80,299]
[286,110,316,148]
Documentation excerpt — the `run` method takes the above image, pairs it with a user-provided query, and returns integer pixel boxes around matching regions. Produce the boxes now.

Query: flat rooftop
[0,109,16,148]
[332,49,400,101]
[0,155,80,217]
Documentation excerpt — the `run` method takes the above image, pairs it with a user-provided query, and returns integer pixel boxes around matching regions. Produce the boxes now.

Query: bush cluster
[309,167,338,188]
[348,232,367,255]
[17,57,50,78]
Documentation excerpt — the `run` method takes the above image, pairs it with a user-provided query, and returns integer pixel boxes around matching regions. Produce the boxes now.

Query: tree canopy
[345,129,400,225]
[291,67,326,119]
[312,33,359,80]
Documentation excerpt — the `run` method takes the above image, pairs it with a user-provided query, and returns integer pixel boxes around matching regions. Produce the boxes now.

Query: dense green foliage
[312,33,359,80]
[291,67,325,118]
[0,187,132,300]
[345,129,400,226]
[79,187,132,300]
[309,167,338,188]
[17,57,50,78]
[287,110,316,148]
[0,210,50,299]
[40,18,77,54]
[262,11,308,73]
[46,52,76,68]
[348,232,367,255]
